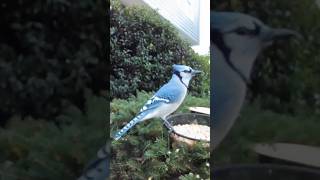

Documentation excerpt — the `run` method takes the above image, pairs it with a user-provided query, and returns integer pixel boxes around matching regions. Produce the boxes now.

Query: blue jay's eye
[183,69,192,73]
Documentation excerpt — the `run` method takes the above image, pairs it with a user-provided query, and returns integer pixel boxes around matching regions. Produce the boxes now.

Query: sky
[191,0,210,56]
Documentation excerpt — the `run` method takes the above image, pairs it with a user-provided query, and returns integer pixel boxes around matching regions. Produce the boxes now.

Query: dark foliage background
[0,0,109,179]
[0,0,106,121]
[110,0,208,99]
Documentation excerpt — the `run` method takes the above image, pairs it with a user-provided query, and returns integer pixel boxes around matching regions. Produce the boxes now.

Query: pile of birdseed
[173,124,210,141]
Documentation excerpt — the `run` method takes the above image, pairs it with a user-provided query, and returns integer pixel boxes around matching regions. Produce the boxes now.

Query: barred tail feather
[113,113,146,140]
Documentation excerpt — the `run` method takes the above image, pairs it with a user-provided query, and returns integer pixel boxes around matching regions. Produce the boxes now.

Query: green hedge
[110,0,207,99]
[0,0,106,120]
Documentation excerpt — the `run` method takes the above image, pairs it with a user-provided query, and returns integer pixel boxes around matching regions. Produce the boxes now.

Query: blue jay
[113,64,202,140]
[211,12,301,149]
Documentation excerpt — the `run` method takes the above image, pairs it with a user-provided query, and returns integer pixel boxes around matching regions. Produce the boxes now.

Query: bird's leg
[161,117,173,150]
[161,117,173,133]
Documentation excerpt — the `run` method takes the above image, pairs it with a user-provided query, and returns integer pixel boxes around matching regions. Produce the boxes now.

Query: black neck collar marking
[212,28,250,86]
[174,71,188,89]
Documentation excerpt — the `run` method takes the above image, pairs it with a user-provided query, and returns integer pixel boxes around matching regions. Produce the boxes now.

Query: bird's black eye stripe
[233,22,260,36]
[183,69,192,73]
[234,27,253,35]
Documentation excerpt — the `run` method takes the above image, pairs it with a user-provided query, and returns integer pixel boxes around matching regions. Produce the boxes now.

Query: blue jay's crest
[172,64,202,75]
[172,64,192,72]
[212,12,264,33]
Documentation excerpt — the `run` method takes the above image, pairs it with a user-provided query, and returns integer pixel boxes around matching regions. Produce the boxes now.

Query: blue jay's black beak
[192,70,202,76]
[262,28,302,43]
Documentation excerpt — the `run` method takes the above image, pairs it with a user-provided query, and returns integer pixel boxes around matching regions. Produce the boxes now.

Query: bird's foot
[163,119,174,133]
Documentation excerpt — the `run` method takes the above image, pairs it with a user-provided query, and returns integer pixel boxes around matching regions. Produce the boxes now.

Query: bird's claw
[163,119,174,133]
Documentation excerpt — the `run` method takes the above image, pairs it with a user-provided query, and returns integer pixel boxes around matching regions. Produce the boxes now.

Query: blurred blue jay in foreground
[78,144,109,180]
[113,64,202,140]
[211,12,301,149]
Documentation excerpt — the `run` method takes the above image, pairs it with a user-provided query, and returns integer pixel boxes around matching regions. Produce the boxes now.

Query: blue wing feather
[138,83,184,113]
[138,95,169,113]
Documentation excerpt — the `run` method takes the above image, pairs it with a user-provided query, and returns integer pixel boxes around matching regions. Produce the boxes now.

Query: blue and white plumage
[113,64,202,140]
[211,11,300,149]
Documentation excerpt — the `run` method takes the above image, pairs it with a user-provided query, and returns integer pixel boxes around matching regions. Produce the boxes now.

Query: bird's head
[211,11,301,150]
[211,11,301,81]
[172,64,202,87]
